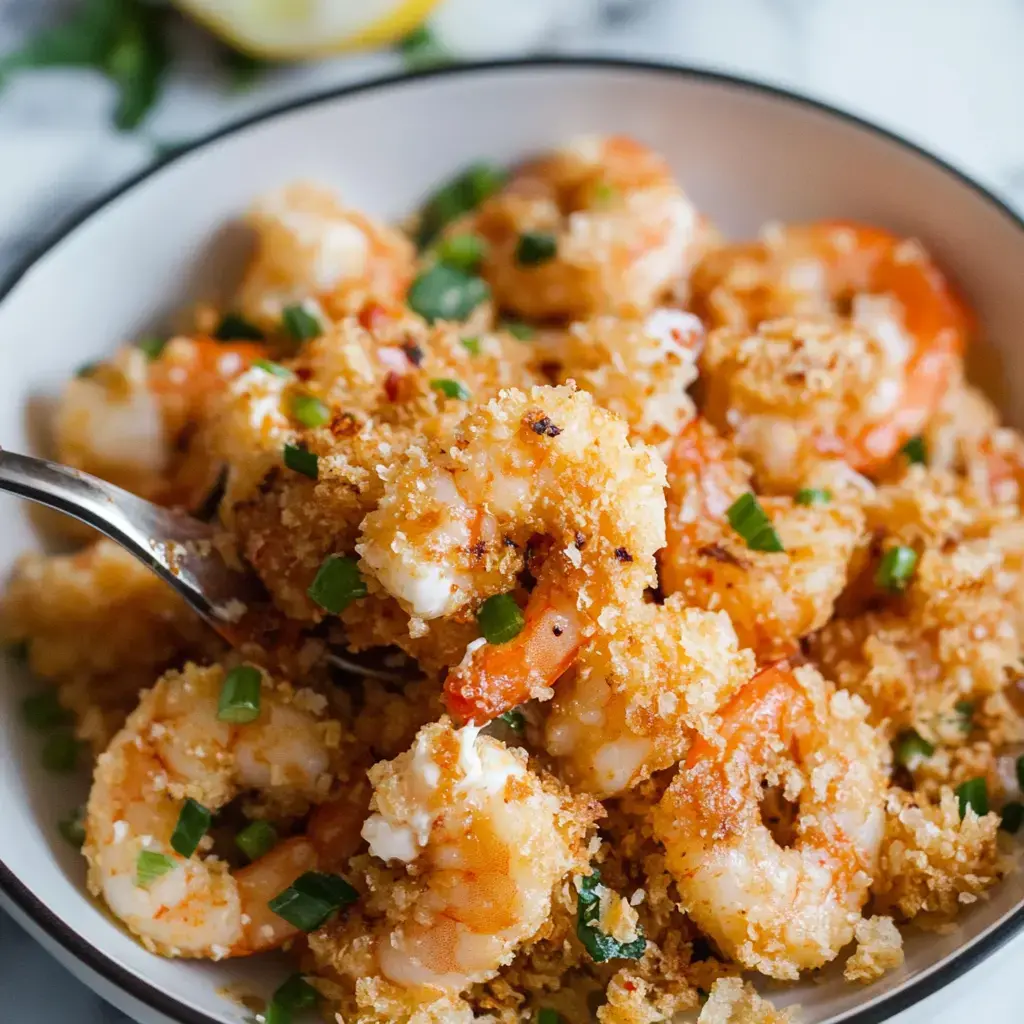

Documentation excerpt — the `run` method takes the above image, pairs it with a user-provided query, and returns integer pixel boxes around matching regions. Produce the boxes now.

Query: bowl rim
[3,54,1024,1024]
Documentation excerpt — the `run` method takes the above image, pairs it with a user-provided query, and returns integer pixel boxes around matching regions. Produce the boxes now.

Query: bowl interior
[3,61,1024,1024]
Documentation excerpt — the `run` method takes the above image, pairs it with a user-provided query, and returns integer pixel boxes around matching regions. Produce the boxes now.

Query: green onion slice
[136,850,176,887]
[170,798,211,858]
[576,867,646,962]
[498,708,526,733]
[1001,801,1024,835]
[253,358,293,378]
[416,162,507,247]
[308,555,367,615]
[289,393,331,428]
[281,304,323,342]
[214,312,264,341]
[22,690,72,731]
[460,336,481,356]
[265,973,319,1024]
[41,732,81,773]
[58,806,86,849]
[217,665,262,724]
[726,493,784,552]
[515,231,558,267]
[955,777,989,818]
[137,336,167,360]
[894,729,934,768]
[235,820,278,862]
[875,545,918,593]
[901,435,927,465]
[794,488,832,507]
[283,443,319,480]
[408,264,490,323]
[430,377,471,401]
[477,593,526,645]
[436,233,488,273]
[537,1011,564,1024]
[267,871,357,931]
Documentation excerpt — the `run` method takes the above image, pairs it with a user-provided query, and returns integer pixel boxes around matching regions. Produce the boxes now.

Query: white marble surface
[4,0,1024,1020]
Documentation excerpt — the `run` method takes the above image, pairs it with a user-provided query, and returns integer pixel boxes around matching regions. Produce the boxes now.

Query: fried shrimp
[653,664,889,979]
[309,719,595,1004]
[544,596,755,797]
[84,662,341,958]
[236,183,415,326]
[471,135,705,320]
[659,419,864,659]
[692,222,969,474]
[356,384,667,722]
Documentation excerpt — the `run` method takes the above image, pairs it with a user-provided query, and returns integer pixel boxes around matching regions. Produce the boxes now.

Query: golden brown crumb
[843,916,904,983]
[696,978,796,1024]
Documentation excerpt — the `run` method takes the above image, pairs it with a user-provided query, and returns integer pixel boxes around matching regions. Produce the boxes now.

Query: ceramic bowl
[3,58,1024,1024]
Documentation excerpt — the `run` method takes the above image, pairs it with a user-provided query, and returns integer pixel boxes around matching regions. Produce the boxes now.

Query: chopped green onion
[794,488,832,507]
[875,545,918,593]
[1016,754,1024,792]
[217,665,262,724]
[726,493,784,552]
[1001,801,1024,834]
[576,867,646,962]
[264,973,320,1024]
[308,555,367,615]
[283,443,318,480]
[253,358,293,378]
[416,163,507,247]
[955,777,989,818]
[21,690,71,731]
[75,361,100,378]
[214,312,264,341]
[503,320,535,341]
[137,336,167,360]
[460,336,481,356]
[901,436,927,465]
[235,820,278,862]
[136,850,176,888]
[430,377,471,401]
[289,393,331,428]
[58,806,86,849]
[170,798,211,858]
[398,24,450,70]
[515,231,558,267]
[894,729,934,769]
[281,304,323,342]
[268,871,357,931]
[408,264,490,323]
[537,1011,564,1024]
[436,233,488,273]
[477,593,525,645]
[498,709,526,733]
[41,732,81,773]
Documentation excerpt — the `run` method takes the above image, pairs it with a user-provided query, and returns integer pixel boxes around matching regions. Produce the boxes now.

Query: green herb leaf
[289,393,332,429]
[498,709,526,733]
[253,358,293,379]
[170,798,211,858]
[436,233,488,273]
[430,377,471,401]
[894,729,934,769]
[136,849,176,887]
[284,443,319,480]
[460,336,481,356]
[268,871,358,931]
[477,593,525,645]
[408,264,490,323]
[41,732,82,773]
[281,304,323,343]
[1001,801,1024,834]
[416,163,507,247]
[955,777,989,819]
[398,24,452,70]
[726,493,784,552]
[264,973,319,1024]
[794,488,832,507]
[217,665,262,724]
[901,435,927,466]
[58,806,87,849]
[22,691,72,731]
[537,1011,564,1024]
[308,555,367,615]
[875,545,918,593]
[235,820,278,863]
[515,231,558,267]
[576,868,646,963]
[214,312,264,342]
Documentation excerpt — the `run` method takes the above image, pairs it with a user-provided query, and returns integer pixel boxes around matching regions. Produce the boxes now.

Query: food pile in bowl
[4,132,1024,1024]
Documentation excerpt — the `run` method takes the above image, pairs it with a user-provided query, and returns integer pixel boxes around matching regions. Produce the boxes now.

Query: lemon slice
[174,0,442,58]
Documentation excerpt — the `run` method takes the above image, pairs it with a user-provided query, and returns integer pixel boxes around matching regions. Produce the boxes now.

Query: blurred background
[2,0,1023,1019]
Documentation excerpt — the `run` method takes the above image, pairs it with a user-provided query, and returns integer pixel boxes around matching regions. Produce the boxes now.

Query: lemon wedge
[173,0,442,58]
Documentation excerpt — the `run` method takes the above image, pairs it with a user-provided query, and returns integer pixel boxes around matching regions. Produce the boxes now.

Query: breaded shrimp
[356,384,667,722]
[653,664,889,979]
[660,419,864,660]
[544,595,755,797]
[471,135,707,320]
[85,662,343,958]
[308,718,596,1002]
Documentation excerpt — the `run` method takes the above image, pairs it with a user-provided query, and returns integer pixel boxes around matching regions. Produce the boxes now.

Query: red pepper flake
[384,371,400,402]
[359,302,389,332]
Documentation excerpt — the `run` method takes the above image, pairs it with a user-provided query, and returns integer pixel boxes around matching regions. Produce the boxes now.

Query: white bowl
[3,58,1024,1024]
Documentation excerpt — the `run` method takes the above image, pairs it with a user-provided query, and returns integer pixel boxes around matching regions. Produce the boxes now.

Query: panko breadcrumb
[843,915,904,983]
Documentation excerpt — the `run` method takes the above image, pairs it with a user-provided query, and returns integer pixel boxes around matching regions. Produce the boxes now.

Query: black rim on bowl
[2,55,1024,1024]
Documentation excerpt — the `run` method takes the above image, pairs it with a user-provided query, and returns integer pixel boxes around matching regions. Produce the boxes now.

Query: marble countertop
[3,0,1024,1020]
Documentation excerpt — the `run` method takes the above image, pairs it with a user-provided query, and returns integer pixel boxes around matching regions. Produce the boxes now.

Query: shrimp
[544,595,755,798]
[84,662,343,958]
[236,183,415,327]
[652,663,889,979]
[308,718,596,1001]
[693,222,969,476]
[533,308,703,451]
[56,338,266,505]
[356,384,667,722]
[659,419,864,660]
[470,135,708,320]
